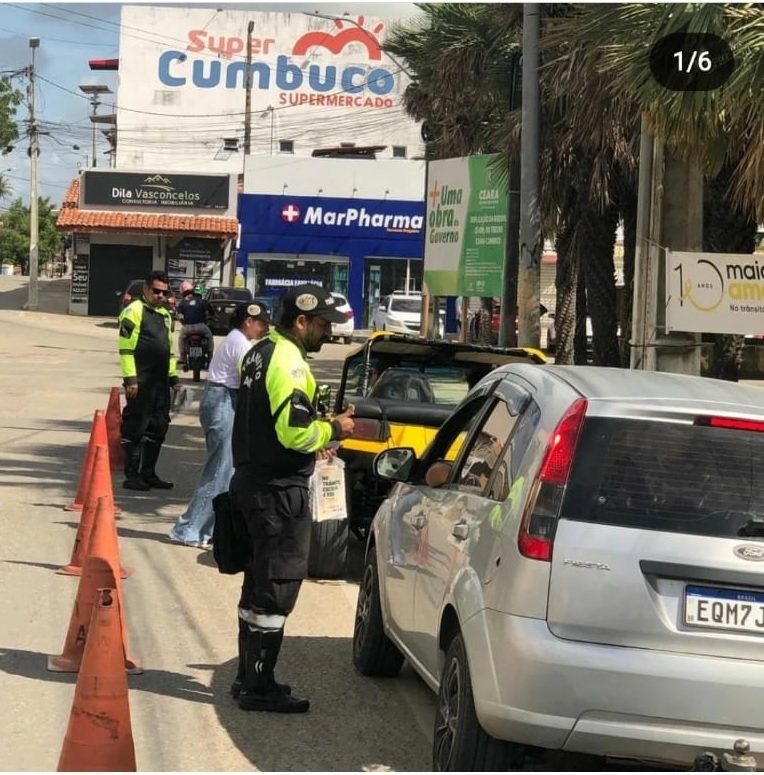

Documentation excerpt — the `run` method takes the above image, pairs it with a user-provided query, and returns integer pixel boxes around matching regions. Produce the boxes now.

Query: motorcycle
[186,331,210,383]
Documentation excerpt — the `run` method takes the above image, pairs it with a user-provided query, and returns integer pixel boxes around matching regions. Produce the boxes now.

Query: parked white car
[353,364,764,770]
[372,293,423,335]
[330,292,354,344]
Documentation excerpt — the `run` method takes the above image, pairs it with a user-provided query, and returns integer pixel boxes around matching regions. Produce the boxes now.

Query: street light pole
[26,37,40,312]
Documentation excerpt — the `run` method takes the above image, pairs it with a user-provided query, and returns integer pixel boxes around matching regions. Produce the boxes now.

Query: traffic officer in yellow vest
[117,270,181,491]
[230,284,355,714]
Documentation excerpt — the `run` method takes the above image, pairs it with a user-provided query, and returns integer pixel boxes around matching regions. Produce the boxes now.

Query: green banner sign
[423,154,507,297]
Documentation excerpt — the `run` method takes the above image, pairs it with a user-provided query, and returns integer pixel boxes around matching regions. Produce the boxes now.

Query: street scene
[0,275,437,772]
[3,1,764,773]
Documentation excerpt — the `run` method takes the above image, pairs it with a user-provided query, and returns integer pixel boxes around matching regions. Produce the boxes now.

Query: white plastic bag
[309,457,347,523]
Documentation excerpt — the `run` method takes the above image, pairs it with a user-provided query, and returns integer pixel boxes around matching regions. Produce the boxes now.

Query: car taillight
[518,397,587,562]
[695,416,764,433]
[345,311,354,320]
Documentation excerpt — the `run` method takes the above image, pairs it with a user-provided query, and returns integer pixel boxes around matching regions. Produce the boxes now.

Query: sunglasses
[150,287,169,296]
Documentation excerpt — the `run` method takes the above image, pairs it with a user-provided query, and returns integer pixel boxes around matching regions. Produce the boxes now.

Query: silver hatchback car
[352,364,764,770]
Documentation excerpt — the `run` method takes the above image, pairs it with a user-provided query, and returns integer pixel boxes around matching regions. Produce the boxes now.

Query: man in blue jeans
[169,302,271,548]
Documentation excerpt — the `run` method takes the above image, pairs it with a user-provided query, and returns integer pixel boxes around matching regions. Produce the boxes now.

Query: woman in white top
[170,301,271,548]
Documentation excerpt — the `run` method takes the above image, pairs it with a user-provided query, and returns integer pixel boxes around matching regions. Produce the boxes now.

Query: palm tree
[0,174,11,201]
[543,3,764,372]
[388,4,636,364]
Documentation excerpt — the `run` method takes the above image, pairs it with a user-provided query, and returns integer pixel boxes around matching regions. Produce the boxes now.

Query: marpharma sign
[423,154,507,297]
[666,250,764,335]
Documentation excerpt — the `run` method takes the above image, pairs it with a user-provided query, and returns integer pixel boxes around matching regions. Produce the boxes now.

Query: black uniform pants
[230,468,311,617]
[121,375,171,445]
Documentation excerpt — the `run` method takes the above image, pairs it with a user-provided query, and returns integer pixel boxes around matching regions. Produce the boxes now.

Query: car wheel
[433,633,523,771]
[308,518,348,579]
[343,336,352,345]
[353,550,404,677]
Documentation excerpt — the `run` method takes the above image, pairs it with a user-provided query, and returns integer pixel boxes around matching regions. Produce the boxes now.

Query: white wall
[242,156,425,201]
[115,6,424,173]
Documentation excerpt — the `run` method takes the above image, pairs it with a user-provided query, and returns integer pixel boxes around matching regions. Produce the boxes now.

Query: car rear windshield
[390,298,421,313]
[562,417,764,539]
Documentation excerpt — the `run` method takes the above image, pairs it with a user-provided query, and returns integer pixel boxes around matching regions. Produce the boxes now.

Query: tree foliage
[0,197,62,270]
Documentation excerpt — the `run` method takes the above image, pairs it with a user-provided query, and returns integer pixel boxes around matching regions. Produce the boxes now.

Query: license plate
[684,585,764,633]
[189,346,203,358]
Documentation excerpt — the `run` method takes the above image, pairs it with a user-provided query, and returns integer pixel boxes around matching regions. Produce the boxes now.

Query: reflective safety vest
[117,298,177,384]
[232,329,336,483]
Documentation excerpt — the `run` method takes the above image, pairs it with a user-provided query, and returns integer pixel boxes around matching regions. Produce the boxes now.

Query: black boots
[231,618,291,699]
[238,627,309,714]
[140,439,174,489]
[122,441,150,491]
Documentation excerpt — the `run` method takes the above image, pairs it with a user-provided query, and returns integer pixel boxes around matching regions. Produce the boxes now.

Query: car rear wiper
[738,516,764,538]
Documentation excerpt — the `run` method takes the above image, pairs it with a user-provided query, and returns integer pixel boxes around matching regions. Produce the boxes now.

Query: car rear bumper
[465,610,764,765]
[332,320,354,337]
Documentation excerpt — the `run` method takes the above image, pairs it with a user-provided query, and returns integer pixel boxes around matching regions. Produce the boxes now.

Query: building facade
[57,169,238,316]
[115,6,424,173]
[238,156,425,327]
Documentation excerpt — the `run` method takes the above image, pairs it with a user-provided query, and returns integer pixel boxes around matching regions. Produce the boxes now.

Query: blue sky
[0,1,418,207]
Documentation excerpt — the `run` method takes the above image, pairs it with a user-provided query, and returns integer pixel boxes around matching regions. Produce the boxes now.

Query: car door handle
[412,515,427,530]
[452,522,470,541]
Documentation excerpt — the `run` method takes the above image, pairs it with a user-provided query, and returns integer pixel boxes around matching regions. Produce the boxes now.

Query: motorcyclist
[177,280,214,369]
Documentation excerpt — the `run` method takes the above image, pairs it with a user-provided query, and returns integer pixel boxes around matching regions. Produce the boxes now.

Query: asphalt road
[0,276,661,772]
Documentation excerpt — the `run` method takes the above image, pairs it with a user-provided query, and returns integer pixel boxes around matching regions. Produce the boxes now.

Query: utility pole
[26,37,40,313]
[243,21,254,157]
[498,50,522,348]
[516,4,542,349]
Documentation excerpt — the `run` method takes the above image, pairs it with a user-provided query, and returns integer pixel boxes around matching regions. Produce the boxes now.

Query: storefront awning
[56,179,239,239]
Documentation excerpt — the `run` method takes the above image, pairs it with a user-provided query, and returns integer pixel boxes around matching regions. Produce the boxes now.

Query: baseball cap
[230,301,271,328]
[282,284,346,324]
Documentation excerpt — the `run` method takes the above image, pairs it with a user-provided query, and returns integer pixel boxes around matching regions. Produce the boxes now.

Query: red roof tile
[56,179,238,238]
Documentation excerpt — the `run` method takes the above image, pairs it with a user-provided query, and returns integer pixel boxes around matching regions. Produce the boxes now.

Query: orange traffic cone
[56,588,137,772]
[106,387,124,472]
[87,486,133,580]
[64,410,107,512]
[48,554,142,675]
[60,446,126,577]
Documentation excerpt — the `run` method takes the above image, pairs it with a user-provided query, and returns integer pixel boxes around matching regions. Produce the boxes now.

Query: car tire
[352,550,404,677]
[343,336,353,345]
[433,633,523,771]
[308,518,348,579]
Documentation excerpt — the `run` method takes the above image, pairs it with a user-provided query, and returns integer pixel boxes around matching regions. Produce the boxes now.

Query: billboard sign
[238,194,424,240]
[423,155,507,297]
[666,250,764,335]
[82,171,230,210]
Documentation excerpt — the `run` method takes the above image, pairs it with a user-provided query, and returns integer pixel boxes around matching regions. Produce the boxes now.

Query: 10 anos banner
[666,250,764,336]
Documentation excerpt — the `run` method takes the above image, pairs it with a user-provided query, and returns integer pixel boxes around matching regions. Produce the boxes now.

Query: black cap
[282,284,346,324]
[244,301,271,323]
[231,301,271,328]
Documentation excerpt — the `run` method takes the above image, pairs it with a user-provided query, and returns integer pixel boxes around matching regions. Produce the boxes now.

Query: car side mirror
[425,460,452,488]
[316,384,331,416]
[373,447,416,482]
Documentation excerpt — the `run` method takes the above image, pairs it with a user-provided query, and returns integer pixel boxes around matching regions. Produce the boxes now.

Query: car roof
[349,333,547,366]
[504,364,764,415]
